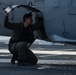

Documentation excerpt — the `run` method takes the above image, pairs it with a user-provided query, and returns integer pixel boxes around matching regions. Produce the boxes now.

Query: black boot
[17,59,28,66]
[11,54,18,64]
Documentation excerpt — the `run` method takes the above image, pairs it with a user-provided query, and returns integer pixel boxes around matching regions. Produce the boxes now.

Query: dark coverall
[4,16,38,64]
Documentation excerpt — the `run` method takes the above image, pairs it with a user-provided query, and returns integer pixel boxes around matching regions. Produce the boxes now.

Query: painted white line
[0,49,76,55]
[33,50,76,55]
[0,49,10,53]
[38,60,76,65]
[0,59,10,62]
[0,59,76,65]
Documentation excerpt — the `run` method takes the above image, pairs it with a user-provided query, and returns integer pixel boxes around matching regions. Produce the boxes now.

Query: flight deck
[0,36,76,75]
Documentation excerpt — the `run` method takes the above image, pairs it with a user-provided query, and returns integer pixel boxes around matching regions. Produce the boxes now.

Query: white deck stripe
[0,49,76,55]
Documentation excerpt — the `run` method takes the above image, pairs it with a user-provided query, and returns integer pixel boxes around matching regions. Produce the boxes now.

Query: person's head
[23,13,32,26]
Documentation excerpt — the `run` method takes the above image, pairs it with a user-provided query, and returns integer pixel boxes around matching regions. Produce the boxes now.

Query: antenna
[28,1,35,7]
[27,1,35,14]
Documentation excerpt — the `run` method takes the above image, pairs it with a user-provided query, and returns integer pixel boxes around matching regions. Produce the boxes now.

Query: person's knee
[32,58,38,64]
[34,58,38,64]
[30,56,38,64]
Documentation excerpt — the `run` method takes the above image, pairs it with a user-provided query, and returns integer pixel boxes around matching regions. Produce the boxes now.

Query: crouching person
[4,12,38,66]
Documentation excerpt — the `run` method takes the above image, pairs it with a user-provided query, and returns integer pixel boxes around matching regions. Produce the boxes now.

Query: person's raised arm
[4,12,19,30]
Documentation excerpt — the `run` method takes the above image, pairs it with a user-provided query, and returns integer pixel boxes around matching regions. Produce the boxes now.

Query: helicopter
[0,0,76,45]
